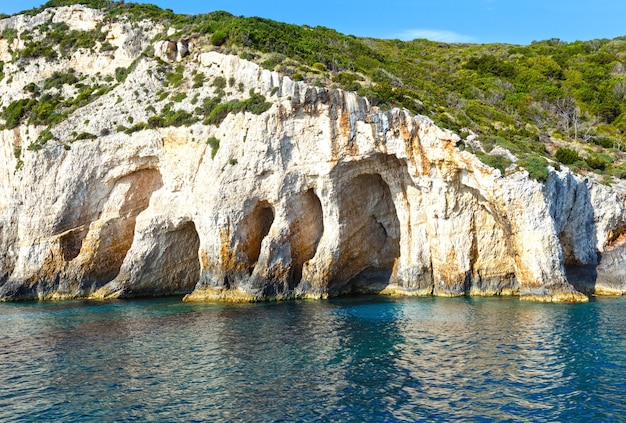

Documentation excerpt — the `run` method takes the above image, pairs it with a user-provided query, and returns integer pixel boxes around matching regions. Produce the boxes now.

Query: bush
[1,28,18,44]
[555,147,581,165]
[520,156,549,182]
[210,30,228,46]
[312,62,326,72]
[585,154,611,170]
[43,70,78,90]
[2,99,29,128]
[207,136,220,158]
[37,128,54,144]
[115,58,140,83]
[204,91,271,125]
[148,103,197,127]
[165,65,185,88]
[125,122,149,134]
[192,73,204,88]
[74,132,97,141]
[476,153,512,174]
[212,76,227,89]
[172,92,187,102]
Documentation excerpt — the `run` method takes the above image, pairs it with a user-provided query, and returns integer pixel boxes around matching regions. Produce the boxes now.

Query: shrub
[312,62,326,72]
[115,58,140,83]
[125,122,149,134]
[43,70,78,90]
[18,42,56,60]
[207,136,220,158]
[24,82,40,94]
[196,96,221,116]
[37,128,54,144]
[148,103,197,127]
[212,76,227,89]
[2,99,29,128]
[172,92,187,102]
[27,142,44,151]
[210,30,228,46]
[1,28,18,44]
[585,154,611,170]
[261,54,285,70]
[192,73,204,88]
[476,153,512,174]
[519,156,549,182]
[74,132,97,141]
[204,91,271,125]
[165,65,185,88]
[555,147,581,165]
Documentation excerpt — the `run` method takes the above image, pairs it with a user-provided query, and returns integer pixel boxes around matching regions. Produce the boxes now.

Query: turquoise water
[0,296,624,422]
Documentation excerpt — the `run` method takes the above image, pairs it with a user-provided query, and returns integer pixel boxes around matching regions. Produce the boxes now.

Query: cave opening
[235,200,275,274]
[332,173,401,294]
[289,189,324,286]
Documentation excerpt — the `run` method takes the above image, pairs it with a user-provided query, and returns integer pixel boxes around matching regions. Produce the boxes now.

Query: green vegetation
[74,132,97,141]
[5,0,626,180]
[555,147,582,165]
[207,136,220,158]
[43,70,78,89]
[172,92,187,102]
[210,30,228,46]
[476,152,511,174]
[212,76,227,89]
[165,64,185,88]
[519,156,550,182]
[124,122,149,134]
[115,57,141,83]
[147,102,197,127]
[204,90,272,125]
[1,28,18,44]
[192,73,205,88]
[37,128,54,144]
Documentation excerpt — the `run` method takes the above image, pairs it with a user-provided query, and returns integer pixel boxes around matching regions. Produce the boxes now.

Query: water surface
[1,296,624,422]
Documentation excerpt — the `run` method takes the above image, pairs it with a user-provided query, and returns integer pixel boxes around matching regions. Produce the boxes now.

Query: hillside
[5,0,626,183]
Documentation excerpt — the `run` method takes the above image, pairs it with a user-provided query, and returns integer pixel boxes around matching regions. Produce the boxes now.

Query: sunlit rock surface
[1,6,625,302]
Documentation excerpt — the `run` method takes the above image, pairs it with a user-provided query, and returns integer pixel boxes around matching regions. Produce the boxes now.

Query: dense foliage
[8,0,626,180]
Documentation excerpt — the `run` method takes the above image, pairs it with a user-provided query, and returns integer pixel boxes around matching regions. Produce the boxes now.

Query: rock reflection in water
[0,296,625,422]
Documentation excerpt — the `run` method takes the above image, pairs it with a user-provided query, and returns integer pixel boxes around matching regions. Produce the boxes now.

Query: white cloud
[397,29,476,43]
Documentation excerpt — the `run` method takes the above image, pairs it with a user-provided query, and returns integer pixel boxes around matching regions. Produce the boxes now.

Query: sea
[0,295,624,422]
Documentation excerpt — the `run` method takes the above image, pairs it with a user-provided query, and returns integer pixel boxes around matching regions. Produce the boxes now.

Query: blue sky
[1,0,625,45]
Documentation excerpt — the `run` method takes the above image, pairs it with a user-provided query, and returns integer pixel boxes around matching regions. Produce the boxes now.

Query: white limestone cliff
[0,6,625,302]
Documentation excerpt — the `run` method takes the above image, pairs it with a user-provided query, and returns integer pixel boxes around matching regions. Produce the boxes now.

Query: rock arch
[101,219,201,298]
[331,173,401,293]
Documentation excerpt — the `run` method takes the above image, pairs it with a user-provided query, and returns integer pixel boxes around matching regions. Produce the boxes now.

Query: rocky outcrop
[0,6,625,302]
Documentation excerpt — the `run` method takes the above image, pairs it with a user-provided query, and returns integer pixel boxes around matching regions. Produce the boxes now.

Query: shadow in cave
[330,173,401,296]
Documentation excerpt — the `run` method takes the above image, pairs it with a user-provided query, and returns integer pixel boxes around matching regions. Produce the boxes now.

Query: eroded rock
[0,7,625,302]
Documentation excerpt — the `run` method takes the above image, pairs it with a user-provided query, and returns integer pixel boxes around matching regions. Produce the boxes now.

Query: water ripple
[0,296,625,422]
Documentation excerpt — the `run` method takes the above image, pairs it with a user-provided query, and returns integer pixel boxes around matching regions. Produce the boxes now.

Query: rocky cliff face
[1,6,625,302]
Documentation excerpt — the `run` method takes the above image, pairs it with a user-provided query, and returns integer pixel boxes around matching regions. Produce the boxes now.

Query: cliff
[1,5,625,302]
